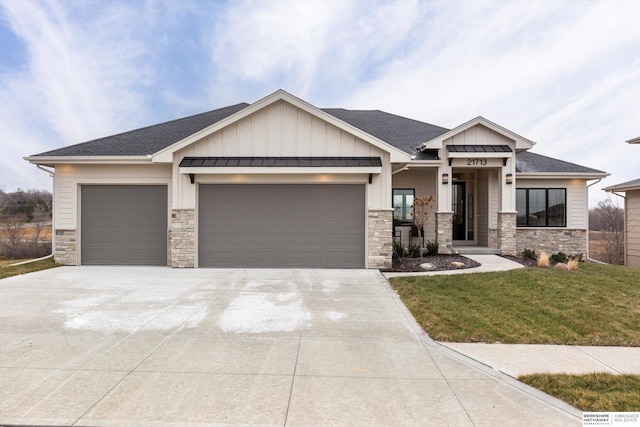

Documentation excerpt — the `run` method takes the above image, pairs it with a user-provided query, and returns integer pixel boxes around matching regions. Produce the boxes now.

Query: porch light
[442,173,449,184]
[506,173,513,185]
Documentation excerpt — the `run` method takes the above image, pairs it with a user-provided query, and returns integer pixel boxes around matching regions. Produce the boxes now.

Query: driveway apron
[0,267,580,426]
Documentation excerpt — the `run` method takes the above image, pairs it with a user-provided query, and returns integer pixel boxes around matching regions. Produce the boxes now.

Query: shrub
[392,241,406,258]
[425,240,439,256]
[538,252,550,268]
[551,252,568,264]
[407,243,421,258]
[523,248,536,260]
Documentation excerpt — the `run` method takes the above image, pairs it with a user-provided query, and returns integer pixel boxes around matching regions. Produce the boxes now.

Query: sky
[1,0,639,207]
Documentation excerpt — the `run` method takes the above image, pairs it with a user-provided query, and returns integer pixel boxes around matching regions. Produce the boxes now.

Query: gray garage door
[199,184,365,268]
[81,185,167,265]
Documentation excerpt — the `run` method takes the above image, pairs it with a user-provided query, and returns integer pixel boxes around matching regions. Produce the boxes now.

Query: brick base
[436,212,453,254]
[170,209,195,268]
[498,212,517,256]
[54,229,77,265]
[367,209,393,269]
[516,229,587,257]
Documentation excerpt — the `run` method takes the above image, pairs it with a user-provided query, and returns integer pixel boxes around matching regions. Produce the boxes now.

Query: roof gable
[153,90,411,163]
[418,116,535,152]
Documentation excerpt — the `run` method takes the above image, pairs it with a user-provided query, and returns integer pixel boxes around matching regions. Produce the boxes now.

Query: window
[393,189,414,223]
[516,188,566,227]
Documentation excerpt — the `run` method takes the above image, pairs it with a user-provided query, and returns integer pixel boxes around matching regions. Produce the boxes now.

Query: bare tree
[596,198,624,265]
[1,214,29,259]
[412,195,436,247]
[30,204,50,250]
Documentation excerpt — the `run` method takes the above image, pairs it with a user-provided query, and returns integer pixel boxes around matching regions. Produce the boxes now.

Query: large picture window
[393,189,414,223]
[516,188,566,227]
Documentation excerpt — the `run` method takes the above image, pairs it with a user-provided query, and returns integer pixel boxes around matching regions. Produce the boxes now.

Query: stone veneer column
[436,212,453,254]
[54,229,77,265]
[170,209,195,268]
[498,212,517,256]
[367,209,393,269]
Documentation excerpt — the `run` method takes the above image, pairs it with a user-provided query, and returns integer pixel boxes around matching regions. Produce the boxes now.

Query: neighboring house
[603,136,640,268]
[25,90,608,269]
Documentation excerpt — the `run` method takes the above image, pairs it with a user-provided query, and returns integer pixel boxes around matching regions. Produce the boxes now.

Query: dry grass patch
[0,257,59,279]
[389,263,640,345]
[519,373,640,412]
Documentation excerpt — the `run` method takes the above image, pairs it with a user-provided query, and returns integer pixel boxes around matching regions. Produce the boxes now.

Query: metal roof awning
[445,144,513,166]
[179,156,383,183]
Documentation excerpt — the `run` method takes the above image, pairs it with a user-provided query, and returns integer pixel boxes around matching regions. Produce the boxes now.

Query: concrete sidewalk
[443,343,640,378]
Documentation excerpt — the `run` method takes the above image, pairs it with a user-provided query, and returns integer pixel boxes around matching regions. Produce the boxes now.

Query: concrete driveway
[1,267,579,426]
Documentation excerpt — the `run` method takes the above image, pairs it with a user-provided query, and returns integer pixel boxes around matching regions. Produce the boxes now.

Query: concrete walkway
[384,254,524,278]
[385,254,640,378]
[1,266,582,426]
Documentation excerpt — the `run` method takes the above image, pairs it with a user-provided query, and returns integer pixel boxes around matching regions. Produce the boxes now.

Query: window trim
[393,188,415,224]
[516,188,567,227]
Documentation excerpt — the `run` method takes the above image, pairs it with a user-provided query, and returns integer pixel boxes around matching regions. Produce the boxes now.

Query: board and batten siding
[515,178,588,229]
[444,124,515,146]
[173,100,391,210]
[626,189,640,268]
[53,164,172,229]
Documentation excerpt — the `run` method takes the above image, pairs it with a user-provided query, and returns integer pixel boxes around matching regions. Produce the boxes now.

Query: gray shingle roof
[28,100,607,177]
[516,151,606,174]
[603,178,640,191]
[33,103,249,156]
[322,109,449,156]
[179,156,382,168]
[447,145,512,153]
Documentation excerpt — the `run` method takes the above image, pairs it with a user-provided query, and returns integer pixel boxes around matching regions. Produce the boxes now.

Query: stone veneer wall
[436,212,453,254]
[497,212,517,256]
[516,229,587,257]
[367,209,393,269]
[170,209,195,268]
[54,229,77,265]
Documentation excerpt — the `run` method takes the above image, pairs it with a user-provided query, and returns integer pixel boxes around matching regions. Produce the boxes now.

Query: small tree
[412,195,436,247]
[597,198,624,265]
[1,214,29,259]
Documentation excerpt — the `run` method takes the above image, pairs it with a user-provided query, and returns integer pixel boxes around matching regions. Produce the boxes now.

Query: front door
[452,182,466,241]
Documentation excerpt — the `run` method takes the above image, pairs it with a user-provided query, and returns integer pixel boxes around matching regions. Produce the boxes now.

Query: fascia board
[179,166,382,175]
[603,183,640,192]
[24,155,151,165]
[152,89,412,163]
[418,116,536,151]
[516,172,610,179]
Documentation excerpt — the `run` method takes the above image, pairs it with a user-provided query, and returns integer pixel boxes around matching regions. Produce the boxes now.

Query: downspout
[586,178,603,263]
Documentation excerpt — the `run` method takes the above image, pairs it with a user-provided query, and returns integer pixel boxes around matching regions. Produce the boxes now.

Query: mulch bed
[381,254,481,272]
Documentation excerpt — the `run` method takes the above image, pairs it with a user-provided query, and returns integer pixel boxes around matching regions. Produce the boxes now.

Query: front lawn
[389,262,640,346]
[519,373,640,412]
[0,257,59,279]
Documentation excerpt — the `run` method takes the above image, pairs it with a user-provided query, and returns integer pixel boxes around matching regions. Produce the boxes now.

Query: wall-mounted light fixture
[442,173,449,184]
[506,173,513,185]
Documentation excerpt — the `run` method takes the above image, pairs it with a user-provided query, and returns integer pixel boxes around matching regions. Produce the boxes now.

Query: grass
[0,257,59,279]
[389,262,640,346]
[519,373,640,412]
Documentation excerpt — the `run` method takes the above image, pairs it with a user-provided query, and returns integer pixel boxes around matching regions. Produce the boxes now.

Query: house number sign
[466,158,488,166]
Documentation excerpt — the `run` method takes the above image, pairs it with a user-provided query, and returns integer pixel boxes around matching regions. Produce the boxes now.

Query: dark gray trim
[446,144,512,153]
[179,156,382,168]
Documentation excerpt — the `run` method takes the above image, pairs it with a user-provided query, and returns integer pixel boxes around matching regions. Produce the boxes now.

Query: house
[603,136,640,268]
[25,90,608,269]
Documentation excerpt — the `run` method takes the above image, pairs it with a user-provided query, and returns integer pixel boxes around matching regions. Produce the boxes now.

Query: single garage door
[199,184,365,268]
[81,185,167,265]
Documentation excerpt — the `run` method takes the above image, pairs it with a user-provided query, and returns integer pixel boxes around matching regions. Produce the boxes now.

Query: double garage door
[81,184,365,268]
[199,184,365,268]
